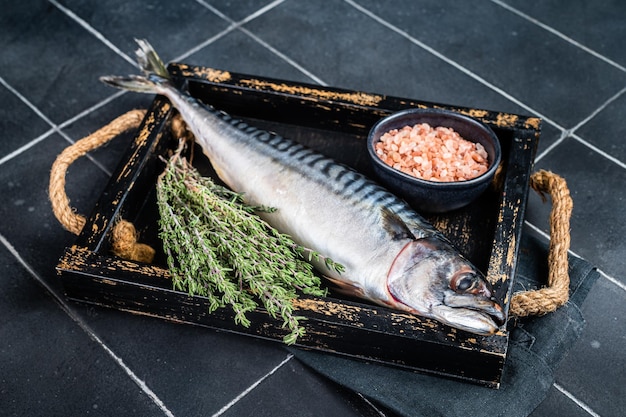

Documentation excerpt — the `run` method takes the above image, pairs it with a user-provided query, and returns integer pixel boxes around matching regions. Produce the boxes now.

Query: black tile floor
[1,0,624,416]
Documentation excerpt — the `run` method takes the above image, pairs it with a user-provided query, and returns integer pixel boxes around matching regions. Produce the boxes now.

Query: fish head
[387,236,505,335]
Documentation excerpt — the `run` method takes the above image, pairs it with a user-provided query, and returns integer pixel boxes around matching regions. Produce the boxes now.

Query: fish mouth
[389,291,506,335]
[386,237,507,335]
[464,297,505,325]
[470,302,505,328]
[433,295,506,335]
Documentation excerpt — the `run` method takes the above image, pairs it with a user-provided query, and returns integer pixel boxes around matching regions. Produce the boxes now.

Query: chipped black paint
[56,64,539,388]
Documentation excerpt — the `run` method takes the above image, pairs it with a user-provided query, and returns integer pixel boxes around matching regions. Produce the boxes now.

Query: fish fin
[99,39,171,93]
[323,275,366,298]
[380,207,416,241]
[134,39,170,79]
[99,74,161,93]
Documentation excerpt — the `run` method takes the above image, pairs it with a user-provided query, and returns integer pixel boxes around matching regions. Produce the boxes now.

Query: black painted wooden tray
[56,63,540,388]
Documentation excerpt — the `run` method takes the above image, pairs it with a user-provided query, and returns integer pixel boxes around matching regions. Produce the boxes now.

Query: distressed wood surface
[57,64,540,388]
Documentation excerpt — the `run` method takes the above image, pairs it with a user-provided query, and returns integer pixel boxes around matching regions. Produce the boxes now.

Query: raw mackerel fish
[101,40,505,335]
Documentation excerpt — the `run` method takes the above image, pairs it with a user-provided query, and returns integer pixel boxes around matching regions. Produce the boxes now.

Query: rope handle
[510,170,573,316]
[49,110,572,316]
[49,109,155,263]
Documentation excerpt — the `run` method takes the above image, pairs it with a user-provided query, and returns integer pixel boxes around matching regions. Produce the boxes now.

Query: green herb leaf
[156,142,339,344]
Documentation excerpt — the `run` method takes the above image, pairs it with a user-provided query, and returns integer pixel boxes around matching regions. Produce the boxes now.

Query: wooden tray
[57,63,540,388]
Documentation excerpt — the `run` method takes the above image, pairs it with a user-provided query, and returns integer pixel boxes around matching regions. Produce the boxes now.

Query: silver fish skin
[100,39,505,335]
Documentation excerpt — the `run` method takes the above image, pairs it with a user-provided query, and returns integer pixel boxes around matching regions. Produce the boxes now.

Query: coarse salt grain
[375,123,489,182]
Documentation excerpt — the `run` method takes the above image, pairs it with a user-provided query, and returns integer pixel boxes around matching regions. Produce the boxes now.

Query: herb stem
[156,142,336,344]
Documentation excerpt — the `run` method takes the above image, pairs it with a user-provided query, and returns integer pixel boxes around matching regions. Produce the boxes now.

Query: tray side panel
[58,247,505,388]
[57,65,540,388]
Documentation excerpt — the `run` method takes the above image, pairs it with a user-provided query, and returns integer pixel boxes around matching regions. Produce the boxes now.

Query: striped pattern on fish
[100,40,505,335]
[223,116,441,239]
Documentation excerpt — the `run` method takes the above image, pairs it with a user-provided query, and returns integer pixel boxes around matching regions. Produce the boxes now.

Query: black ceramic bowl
[367,108,501,213]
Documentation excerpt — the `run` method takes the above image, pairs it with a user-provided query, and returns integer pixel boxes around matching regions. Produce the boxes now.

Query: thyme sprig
[156,143,339,344]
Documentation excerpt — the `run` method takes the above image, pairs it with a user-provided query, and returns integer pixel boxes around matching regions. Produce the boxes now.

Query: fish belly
[164,88,419,302]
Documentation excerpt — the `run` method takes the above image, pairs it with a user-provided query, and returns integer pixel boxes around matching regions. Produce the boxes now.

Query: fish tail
[99,39,171,94]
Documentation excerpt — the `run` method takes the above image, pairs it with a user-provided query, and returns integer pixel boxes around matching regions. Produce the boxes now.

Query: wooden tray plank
[57,64,540,388]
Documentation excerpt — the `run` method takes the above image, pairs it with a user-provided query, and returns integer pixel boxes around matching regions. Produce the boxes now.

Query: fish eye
[452,272,477,293]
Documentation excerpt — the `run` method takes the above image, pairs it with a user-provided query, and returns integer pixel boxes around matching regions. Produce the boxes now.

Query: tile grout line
[0,128,55,167]
[568,86,626,135]
[597,268,626,293]
[525,221,626,293]
[232,0,287,25]
[177,4,326,414]
[207,0,626,178]
[533,132,568,163]
[1,0,317,172]
[238,25,327,86]
[0,75,113,175]
[341,0,561,166]
[224,2,624,412]
[22,0,622,179]
[563,86,626,170]
[210,354,294,417]
[4,0,290,176]
[536,85,626,167]
[232,0,329,85]
[6,0,621,177]
[525,222,621,415]
[2,0,230,172]
[9,1,624,413]
[171,24,239,63]
[491,0,626,169]
[0,75,58,129]
[5,3,299,416]
[57,90,128,132]
[47,0,136,67]
[174,4,324,414]
[343,0,564,131]
[193,0,327,86]
[346,0,626,171]
[1,2,619,416]
[490,0,626,73]
[50,0,626,177]
[571,132,626,170]
[0,232,176,417]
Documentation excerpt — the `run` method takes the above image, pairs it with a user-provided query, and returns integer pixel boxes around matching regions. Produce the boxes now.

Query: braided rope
[48,109,155,263]
[510,170,573,316]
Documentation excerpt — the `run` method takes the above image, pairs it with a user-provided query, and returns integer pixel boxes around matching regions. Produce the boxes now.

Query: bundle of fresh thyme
[156,142,340,345]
